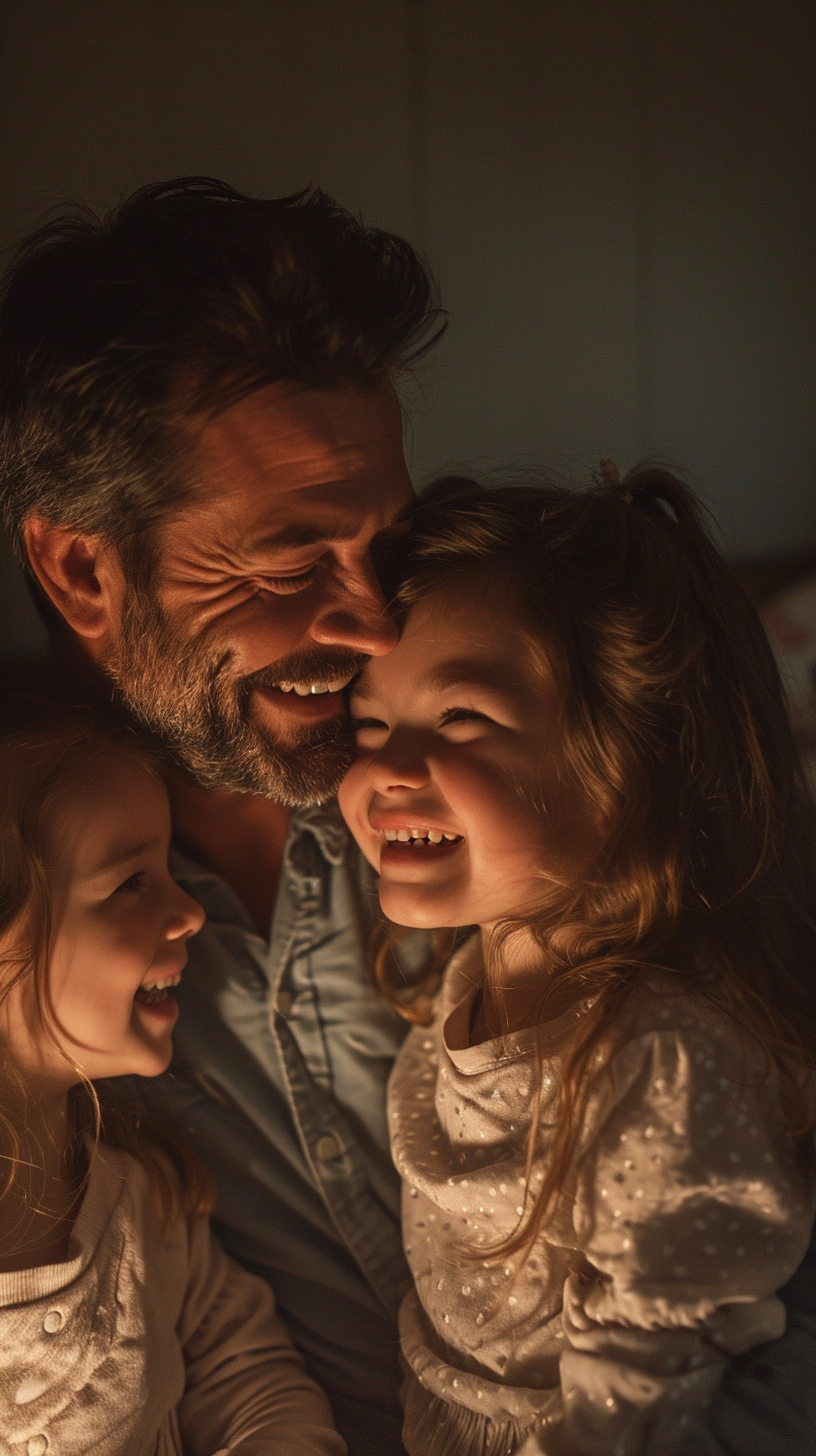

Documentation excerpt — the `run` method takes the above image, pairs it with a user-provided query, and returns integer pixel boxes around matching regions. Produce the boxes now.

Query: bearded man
[1,179,815,1456]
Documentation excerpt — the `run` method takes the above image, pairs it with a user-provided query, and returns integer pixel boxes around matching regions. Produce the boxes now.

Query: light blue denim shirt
[134,800,427,1456]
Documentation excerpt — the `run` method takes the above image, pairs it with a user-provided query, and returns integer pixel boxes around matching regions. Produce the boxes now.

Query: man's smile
[253,682,352,721]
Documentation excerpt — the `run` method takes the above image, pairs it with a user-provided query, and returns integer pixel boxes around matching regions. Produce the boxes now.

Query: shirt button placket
[274,989,292,1018]
[27,1437,49,1456]
[42,1310,63,1334]
[315,1134,341,1163]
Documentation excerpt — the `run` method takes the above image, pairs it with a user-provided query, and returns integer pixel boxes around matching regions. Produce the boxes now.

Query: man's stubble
[105,586,366,807]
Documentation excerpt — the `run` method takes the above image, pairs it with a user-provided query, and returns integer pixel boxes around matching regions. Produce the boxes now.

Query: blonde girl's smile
[8,748,205,1083]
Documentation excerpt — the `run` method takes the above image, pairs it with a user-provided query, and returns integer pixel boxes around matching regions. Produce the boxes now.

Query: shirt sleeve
[175,1215,347,1456]
[553,1017,815,1456]
[674,1217,816,1456]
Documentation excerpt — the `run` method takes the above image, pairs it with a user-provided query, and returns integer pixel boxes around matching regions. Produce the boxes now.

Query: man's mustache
[241,648,369,695]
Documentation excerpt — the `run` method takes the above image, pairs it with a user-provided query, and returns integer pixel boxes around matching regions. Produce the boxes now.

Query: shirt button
[27,1437,48,1456]
[43,1310,63,1334]
[315,1135,341,1163]
[274,990,292,1017]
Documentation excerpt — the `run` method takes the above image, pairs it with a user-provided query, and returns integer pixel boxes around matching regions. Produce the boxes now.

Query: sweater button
[315,1135,340,1163]
[27,1437,48,1456]
[43,1310,63,1334]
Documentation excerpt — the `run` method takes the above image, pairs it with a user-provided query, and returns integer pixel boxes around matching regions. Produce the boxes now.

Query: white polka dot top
[389,935,815,1456]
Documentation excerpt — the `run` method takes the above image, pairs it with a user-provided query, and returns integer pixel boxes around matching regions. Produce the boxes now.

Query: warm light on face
[0,752,204,1087]
[338,584,599,935]
[105,381,414,803]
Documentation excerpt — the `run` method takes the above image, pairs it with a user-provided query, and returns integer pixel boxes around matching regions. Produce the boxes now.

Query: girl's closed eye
[114,871,146,895]
[352,716,388,731]
[439,707,493,731]
[351,716,390,749]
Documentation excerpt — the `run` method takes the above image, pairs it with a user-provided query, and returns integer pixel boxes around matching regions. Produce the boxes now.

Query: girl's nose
[166,883,205,940]
[366,733,432,793]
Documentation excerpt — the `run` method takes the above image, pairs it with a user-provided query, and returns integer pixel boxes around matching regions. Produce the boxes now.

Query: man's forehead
[191,378,406,495]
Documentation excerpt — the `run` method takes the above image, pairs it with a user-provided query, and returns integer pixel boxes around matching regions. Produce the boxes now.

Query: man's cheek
[207,592,330,674]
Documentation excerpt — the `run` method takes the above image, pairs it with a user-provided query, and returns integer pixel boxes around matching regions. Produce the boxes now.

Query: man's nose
[310,560,399,657]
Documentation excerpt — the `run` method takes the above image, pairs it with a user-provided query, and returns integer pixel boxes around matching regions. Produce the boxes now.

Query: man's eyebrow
[246,501,415,553]
[249,522,356,550]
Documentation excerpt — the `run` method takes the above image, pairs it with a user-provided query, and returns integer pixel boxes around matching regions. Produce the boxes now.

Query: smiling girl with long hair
[0,693,345,1456]
[338,468,816,1456]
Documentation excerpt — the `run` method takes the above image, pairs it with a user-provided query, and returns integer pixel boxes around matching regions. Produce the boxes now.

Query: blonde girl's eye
[114,871,146,895]
[439,707,493,732]
[350,716,389,747]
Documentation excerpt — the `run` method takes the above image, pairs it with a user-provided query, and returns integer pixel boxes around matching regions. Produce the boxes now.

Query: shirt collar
[170,796,350,882]
[291,798,349,867]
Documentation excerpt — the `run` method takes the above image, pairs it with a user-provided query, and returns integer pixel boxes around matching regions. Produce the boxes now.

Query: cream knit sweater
[0,1143,346,1456]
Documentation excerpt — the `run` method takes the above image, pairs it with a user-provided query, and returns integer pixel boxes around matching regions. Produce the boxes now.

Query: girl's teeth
[382,828,461,845]
[140,974,180,992]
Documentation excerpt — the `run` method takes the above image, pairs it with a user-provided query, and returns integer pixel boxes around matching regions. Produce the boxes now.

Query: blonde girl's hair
[0,691,211,1230]
[378,468,816,1257]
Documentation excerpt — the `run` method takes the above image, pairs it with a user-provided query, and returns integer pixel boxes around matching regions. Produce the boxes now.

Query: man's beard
[105,590,367,806]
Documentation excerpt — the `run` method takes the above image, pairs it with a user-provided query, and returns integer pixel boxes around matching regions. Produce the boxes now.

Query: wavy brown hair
[0,693,211,1232]
[0,177,445,615]
[379,468,816,1257]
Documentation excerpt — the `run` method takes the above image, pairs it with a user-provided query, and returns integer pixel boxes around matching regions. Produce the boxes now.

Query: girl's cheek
[337,758,370,830]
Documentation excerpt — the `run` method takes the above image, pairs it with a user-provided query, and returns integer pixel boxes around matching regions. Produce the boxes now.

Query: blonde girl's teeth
[428,830,443,843]
[141,973,181,991]
[384,829,398,841]
[396,829,411,842]
[443,833,458,841]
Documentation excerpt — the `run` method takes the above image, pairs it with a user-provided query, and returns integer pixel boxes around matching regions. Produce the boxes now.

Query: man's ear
[22,515,127,653]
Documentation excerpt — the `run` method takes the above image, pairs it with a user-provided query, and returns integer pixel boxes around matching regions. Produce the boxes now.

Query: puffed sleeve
[175,1215,347,1456]
[678,1220,816,1456]
[553,1011,815,1456]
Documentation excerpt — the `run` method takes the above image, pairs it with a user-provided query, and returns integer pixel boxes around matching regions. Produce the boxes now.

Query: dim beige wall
[1,0,814,655]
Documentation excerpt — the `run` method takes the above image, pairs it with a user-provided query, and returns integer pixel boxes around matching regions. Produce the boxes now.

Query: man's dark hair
[0,176,445,574]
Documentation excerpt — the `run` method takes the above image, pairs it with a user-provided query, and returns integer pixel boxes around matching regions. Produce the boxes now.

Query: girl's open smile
[339,583,599,934]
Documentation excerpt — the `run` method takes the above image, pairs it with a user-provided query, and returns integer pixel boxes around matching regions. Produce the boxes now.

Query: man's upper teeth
[277,676,352,695]
[140,973,181,991]
[382,828,459,843]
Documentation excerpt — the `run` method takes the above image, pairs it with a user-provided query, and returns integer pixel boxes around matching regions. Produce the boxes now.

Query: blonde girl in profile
[338,469,816,1456]
[0,694,345,1456]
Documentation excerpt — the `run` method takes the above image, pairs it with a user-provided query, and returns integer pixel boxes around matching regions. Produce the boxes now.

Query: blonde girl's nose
[167,883,205,940]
